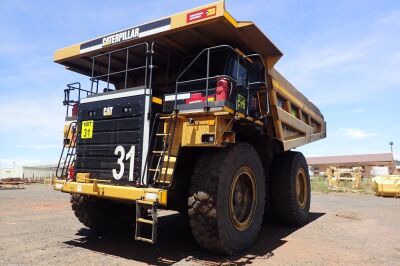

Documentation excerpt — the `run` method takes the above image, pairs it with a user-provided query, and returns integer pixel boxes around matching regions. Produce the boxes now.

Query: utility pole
[389,141,395,175]
[389,141,393,154]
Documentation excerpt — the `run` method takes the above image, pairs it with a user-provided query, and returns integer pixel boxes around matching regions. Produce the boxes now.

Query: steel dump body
[54,1,325,153]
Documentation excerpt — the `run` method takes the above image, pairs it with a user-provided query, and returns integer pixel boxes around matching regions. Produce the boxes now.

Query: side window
[248,62,264,84]
[237,58,248,88]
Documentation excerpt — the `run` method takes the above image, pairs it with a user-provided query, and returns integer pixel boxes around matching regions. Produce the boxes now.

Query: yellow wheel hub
[229,166,257,231]
[296,168,307,209]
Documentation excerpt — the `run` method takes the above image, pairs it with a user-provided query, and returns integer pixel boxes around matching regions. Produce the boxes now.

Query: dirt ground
[0,184,399,265]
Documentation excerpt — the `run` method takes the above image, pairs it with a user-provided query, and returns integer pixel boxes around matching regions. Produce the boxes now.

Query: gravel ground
[0,184,399,265]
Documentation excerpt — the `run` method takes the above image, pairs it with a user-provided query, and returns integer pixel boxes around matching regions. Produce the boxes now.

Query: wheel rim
[229,166,257,231]
[296,168,307,209]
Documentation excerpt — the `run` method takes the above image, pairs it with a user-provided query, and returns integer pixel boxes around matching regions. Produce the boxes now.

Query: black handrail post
[107,53,111,90]
[90,58,95,93]
[247,76,250,116]
[144,43,149,94]
[148,43,155,119]
[124,47,129,90]
[205,48,210,109]
[236,54,240,110]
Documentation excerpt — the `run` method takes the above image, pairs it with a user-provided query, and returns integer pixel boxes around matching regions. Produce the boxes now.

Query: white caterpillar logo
[102,28,140,46]
[103,106,113,116]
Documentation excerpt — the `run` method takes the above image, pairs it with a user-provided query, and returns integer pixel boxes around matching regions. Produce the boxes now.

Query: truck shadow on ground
[64,212,325,265]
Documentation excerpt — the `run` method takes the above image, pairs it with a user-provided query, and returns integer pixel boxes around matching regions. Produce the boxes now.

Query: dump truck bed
[54,0,326,150]
[268,68,326,150]
[54,1,282,73]
[269,69,323,118]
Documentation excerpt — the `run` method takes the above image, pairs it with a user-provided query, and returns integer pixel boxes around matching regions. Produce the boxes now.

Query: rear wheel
[270,151,311,225]
[188,143,265,254]
[70,194,135,233]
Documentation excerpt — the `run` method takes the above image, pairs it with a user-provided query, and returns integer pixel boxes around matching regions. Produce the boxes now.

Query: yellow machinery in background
[326,166,363,190]
[372,175,400,198]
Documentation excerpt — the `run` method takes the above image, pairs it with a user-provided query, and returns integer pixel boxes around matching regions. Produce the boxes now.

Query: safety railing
[63,82,92,118]
[90,42,150,94]
[174,45,265,118]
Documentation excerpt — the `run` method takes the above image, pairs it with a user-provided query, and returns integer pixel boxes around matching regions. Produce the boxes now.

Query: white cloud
[338,128,378,139]
[276,8,400,106]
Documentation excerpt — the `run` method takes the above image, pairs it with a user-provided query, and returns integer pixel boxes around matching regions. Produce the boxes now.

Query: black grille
[75,92,146,185]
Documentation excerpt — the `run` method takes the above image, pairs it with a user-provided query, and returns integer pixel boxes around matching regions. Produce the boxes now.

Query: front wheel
[71,194,136,233]
[188,143,265,255]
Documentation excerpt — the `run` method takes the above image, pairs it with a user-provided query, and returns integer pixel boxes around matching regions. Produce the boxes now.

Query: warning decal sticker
[186,6,217,23]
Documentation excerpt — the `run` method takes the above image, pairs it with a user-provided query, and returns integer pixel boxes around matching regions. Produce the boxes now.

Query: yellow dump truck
[54,1,326,254]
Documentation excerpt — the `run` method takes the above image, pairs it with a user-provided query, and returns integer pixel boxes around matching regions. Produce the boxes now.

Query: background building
[0,165,56,180]
[307,153,396,177]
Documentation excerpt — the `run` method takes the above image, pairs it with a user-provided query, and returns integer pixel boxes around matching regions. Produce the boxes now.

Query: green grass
[311,180,330,193]
[310,176,374,194]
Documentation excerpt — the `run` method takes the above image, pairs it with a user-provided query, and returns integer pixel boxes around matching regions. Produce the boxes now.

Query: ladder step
[149,168,160,172]
[156,133,170,136]
[161,168,173,175]
[135,236,155,244]
[152,151,168,154]
[159,116,173,120]
[163,156,176,163]
[136,199,156,205]
[135,199,157,244]
[157,180,171,184]
[137,218,155,225]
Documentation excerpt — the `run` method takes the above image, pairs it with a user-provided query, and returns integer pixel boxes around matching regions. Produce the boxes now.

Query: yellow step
[136,199,156,206]
[137,218,155,225]
[161,168,173,175]
[135,236,154,244]
[163,156,176,163]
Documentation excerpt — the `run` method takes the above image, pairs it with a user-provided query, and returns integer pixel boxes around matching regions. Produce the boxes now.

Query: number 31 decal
[112,145,135,181]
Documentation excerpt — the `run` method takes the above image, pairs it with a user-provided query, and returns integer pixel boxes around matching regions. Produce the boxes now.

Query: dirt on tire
[188,142,265,255]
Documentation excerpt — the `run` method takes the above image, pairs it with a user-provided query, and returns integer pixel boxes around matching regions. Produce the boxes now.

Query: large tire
[270,151,311,225]
[252,136,275,223]
[70,194,135,233]
[188,143,265,255]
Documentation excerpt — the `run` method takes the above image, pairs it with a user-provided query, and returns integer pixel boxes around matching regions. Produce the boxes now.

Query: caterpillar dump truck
[54,1,326,254]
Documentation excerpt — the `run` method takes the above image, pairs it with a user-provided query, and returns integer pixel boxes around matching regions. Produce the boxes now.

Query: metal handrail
[174,44,267,118]
[63,82,92,117]
[91,42,150,59]
[244,53,269,116]
[176,45,237,82]
[176,74,237,85]
[90,42,150,93]
[90,66,147,80]
[174,45,242,110]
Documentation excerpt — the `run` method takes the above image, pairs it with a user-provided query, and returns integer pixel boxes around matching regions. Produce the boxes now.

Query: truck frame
[53,1,326,254]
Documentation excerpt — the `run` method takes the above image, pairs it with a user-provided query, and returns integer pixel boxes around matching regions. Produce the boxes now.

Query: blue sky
[0,0,399,167]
